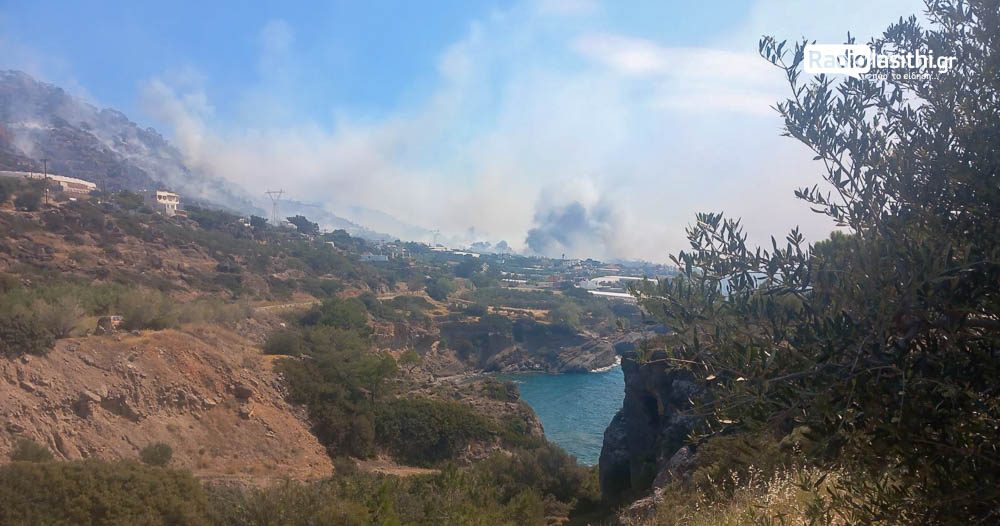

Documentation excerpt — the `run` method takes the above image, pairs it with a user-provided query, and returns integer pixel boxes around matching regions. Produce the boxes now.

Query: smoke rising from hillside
[0,71,258,210]
[1,0,930,260]
[133,1,851,261]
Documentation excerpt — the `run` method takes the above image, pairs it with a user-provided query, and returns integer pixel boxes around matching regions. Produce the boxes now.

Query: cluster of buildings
[352,238,675,302]
[0,169,184,217]
[488,255,674,303]
[354,240,420,263]
[404,245,674,302]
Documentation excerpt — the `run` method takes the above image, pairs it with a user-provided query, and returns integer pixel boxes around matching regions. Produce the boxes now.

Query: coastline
[590,355,622,373]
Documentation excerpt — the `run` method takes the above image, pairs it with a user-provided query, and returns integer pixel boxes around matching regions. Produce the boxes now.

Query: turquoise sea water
[500,365,625,466]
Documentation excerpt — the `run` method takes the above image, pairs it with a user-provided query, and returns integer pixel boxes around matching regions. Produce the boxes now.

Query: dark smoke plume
[524,199,620,259]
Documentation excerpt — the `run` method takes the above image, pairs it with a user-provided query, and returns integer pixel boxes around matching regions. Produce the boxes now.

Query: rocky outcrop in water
[598,349,699,503]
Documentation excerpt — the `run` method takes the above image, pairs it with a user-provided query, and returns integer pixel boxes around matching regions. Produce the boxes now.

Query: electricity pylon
[265,189,285,224]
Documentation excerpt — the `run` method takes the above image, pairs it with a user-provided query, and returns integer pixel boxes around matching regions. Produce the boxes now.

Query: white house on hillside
[146,190,181,216]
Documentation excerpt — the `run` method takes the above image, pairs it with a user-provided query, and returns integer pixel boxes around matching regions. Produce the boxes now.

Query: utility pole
[42,158,49,206]
[265,189,285,225]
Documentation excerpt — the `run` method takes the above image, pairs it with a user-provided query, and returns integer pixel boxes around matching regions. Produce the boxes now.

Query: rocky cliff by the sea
[598,349,700,504]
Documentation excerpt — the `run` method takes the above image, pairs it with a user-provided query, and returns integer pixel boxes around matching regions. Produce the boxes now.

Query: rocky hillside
[0,190,391,304]
[0,70,392,238]
[0,205,221,294]
[0,189,558,476]
[0,70,257,211]
[0,324,333,484]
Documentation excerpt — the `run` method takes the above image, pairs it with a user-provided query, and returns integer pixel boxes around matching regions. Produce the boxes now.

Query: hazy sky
[1,0,925,261]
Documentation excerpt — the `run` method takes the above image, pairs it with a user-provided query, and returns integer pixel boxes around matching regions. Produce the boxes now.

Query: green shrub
[276,325,396,458]
[286,215,320,236]
[186,206,240,231]
[299,277,343,298]
[480,378,519,402]
[384,295,433,312]
[139,443,173,467]
[315,409,376,459]
[34,296,84,339]
[68,249,89,262]
[454,257,483,278]
[0,177,13,204]
[0,460,210,525]
[300,297,370,332]
[474,444,600,509]
[111,190,144,211]
[249,215,267,229]
[9,439,53,462]
[547,302,583,329]
[14,189,42,211]
[374,397,494,466]
[207,480,368,526]
[213,272,245,296]
[0,311,54,357]
[397,349,422,373]
[116,289,178,330]
[464,302,488,317]
[263,329,303,356]
[1,281,131,323]
[360,293,434,323]
[425,277,455,302]
[266,277,296,300]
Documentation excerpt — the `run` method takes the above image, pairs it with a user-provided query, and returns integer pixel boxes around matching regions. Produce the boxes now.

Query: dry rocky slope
[0,324,333,483]
[0,196,601,486]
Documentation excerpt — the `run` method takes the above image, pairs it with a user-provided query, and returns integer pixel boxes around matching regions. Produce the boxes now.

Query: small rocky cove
[499,360,625,466]
[493,332,707,519]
